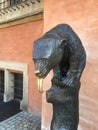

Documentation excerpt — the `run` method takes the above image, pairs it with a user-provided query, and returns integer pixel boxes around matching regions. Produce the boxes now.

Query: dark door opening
[0,70,4,102]
[13,73,23,102]
[0,71,22,122]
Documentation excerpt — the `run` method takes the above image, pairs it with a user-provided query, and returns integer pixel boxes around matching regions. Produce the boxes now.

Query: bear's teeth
[38,78,44,93]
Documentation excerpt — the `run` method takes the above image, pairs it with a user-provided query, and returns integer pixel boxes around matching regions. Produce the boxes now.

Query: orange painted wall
[42,0,98,129]
[0,20,43,116]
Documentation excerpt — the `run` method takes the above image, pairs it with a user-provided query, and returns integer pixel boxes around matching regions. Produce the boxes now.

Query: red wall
[42,0,98,129]
[0,20,43,116]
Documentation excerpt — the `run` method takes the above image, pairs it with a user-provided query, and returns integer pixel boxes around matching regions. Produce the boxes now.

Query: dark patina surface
[33,24,86,130]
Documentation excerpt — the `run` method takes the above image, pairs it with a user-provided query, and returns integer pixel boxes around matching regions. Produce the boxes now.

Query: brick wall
[0,20,43,116]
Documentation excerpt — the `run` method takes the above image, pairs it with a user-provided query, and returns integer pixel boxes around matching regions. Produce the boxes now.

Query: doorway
[13,73,23,102]
[0,70,4,102]
[0,61,28,110]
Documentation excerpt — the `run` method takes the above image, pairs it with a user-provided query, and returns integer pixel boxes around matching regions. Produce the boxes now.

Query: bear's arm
[61,50,86,87]
[68,49,86,78]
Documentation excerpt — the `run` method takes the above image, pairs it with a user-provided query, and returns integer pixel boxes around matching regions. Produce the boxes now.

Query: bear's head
[33,37,67,79]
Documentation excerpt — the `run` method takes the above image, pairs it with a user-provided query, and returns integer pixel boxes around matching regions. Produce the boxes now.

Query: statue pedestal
[46,83,80,130]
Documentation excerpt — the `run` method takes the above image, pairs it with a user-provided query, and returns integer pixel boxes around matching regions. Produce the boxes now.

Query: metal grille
[0,0,41,14]
[13,73,23,101]
[0,70,4,94]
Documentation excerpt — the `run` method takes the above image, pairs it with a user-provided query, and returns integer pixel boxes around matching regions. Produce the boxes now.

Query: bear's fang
[38,78,44,93]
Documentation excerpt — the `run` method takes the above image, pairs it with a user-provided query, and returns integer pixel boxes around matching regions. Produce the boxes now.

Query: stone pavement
[0,111,41,130]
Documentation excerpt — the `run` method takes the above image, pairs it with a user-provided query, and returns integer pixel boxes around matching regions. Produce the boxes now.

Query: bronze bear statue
[33,24,86,87]
[33,24,86,130]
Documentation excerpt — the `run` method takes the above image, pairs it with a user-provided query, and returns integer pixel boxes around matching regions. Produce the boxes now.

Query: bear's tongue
[38,78,44,93]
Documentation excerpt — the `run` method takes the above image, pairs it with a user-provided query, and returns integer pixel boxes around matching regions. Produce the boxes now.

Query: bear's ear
[59,38,67,48]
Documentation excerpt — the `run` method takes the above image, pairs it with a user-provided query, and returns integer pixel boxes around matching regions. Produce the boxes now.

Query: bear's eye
[33,58,48,65]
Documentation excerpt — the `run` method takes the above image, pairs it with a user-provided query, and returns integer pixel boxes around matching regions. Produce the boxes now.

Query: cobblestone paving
[0,111,41,130]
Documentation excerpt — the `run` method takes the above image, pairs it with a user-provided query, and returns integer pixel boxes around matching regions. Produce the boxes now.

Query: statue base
[46,83,80,130]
